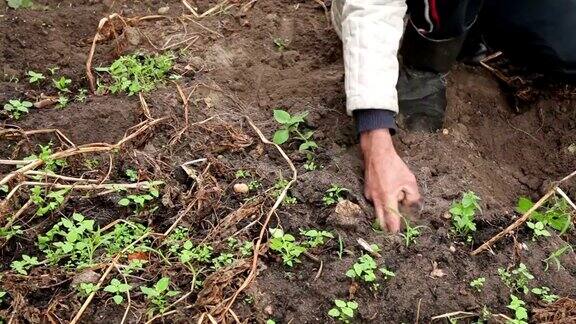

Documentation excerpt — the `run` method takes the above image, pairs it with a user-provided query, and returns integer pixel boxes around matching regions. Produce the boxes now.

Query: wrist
[360,129,396,154]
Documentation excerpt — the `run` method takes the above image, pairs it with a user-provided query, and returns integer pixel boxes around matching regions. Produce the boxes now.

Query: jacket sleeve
[332,0,407,117]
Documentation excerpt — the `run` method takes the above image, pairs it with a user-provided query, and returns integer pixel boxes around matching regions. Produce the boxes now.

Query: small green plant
[268,228,307,267]
[6,0,33,9]
[322,185,347,206]
[11,254,41,275]
[498,263,534,294]
[118,187,159,213]
[526,221,551,240]
[507,295,528,324]
[104,278,131,304]
[272,178,296,205]
[212,253,234,269]
[125,169,138,182]
[239,241,254,257]
[4,99,32,120]
[235,169,251,179]
[48,66,60,75]
[30,186,69,216]
[75,88,88,102]
[140,277,180,315]
[56,95,69,109]
[379,267,396,280]
[531,286,559,303]
[470,277,486,292]
[517,196,572,233]
[543,245,574,271]
[272,110,317,152]
[122,259,147,275]
[273,38,288,51]
[303,155,318,171]
[328,299,358,323]
[0,290,7,304]
[248,180,262,191]
[346,255,378,287]
[76,282,99,297]
[400,218,425,247]
[83,158,100,170]
[450,191,480,240]
[0,225,23,240]
[27,70,45,84]
[179,240,213,264]
[53,76,72,92]
[104,53,174,95]
[300,229,333,248]
[24,142,67,173]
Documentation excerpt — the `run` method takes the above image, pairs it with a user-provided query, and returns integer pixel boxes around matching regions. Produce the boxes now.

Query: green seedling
[272,109,317,152]
[531,286,559,303]
[0,225,23,240]
[322,185,347,206]
[235,169,251,179]
[75,88,88,102]
[400,218,425,247]
[266,320,276,324]
[328,299,358,323]
[273,38,288,51]
[517,196,572,233]
[104,278,131,304]
[543,245,573,271]
[379,267,396,280]
[0,184,8,194]
[122,259,147,275]
[268,228,307,267]
[53,76,72,92]
[56,95,69,108]
[346,254,377,282]
[103,222,148,255]
[104,53,173,95]
[140,277,180,315]
[300,229,333,248]
[27,70,45,84]
[48,66,60,75]
[179,240,213,264]
[213,253,234,269]
[118,187,159,213]
[526,221,551,240]
[4,99,32,120]
[0,290,7,304]
[125,169,138,182]
[83,158,100,170]
[7,0,33,9]
[470,277,486,292]
[507,295,528,324]
[450,191,480,241]
[239,241,254,257]
[76,282,99,297]
[24,142,67,173]
[498,263,534,294]
[272,178,296,204]
[248,180,262,191]
[303,154,318,171]
[11,254,41,275]
[30,186,69,216]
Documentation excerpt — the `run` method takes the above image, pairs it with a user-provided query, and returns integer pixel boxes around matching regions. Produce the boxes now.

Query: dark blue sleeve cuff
[353,109,397,135]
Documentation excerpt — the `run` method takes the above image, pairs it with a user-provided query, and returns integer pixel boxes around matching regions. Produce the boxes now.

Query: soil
[1,0,575,323]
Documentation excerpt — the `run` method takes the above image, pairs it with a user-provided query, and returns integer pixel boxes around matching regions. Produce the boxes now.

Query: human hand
[360,129,422,232]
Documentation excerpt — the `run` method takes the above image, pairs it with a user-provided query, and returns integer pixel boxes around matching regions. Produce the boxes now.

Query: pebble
[449,245,456,253]
[157,6,170,14]
[233,183,249,194]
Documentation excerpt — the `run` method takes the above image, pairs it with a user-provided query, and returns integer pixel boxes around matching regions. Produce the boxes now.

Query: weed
[24,143,67,173]
[328,299,358,323]
[118,187,159,214]
[273,38,288,51]
[11,255,41,275]
[323,185,347,206]
[272,109,317,152]
[179,240,213,264]
[300,229,333,248]
[498,263,534,294]
[0,290,6,304]
[4,99,32,120]
[379,267,396,280]
[122,259,147,275]
[140,277,180,315]
[526,221,551,240]
[303,154,318,171]
[104,53,173,95]
[75,88,88,102]
[30,186,69,216]
[266,320,276,324]
[56,95,69,109]
[507,295,528,324]
[543,245,573,271]
[53,76,72,92]
[0,225,23,240]
[48,66,60,75]
[27,70,45,84]
[76,282,99,297]
[272,178,296,205]
[235,169,251,179]
[517,196,572,233]
[450,191,480,241]
[268,228,306,267]
[248,180,262,191]
[125,169,138,182]
[239,241,254,257]
[7,0,32,9]
[104,278,131,304]
[213,253,234,269]
[346,255,378,287]
[531,286,559,303]
[103,222,148,255]
[400,218,425,247]
[83,158,100,170]
[470,277,486,292]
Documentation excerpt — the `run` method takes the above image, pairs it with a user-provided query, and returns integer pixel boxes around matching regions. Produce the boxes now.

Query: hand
[360,129,422,232]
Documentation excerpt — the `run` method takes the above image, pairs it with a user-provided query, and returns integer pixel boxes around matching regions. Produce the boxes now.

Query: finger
[384,196,402,233]
[374,204,388,232]
[401,184,423,213]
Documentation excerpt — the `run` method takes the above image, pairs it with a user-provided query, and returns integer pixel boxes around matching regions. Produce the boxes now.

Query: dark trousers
[406,0,576,79]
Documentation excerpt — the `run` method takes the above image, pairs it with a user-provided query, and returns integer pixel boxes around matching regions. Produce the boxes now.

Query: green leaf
[118,198,131,206]
[112,294,124,304]
[345,269,356,278]
[342,307,354,317]
[155,277,170,292]
[273,110,291,124]
[328,308,340,317]
[273,129,290,145]
[516,197,533,213]
[334,299,346,308]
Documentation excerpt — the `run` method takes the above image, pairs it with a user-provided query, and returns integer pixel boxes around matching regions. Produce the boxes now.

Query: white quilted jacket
[332,0,407,115]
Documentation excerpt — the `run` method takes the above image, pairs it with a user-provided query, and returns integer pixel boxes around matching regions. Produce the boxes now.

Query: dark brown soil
[1,0,575,323]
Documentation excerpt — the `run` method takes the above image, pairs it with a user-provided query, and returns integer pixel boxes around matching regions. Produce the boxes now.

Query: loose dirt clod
[233,183,249,194]
[328,200,363,229]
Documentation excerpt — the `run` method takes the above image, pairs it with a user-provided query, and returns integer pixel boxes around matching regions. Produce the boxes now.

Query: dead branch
[472,169,576,255]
